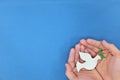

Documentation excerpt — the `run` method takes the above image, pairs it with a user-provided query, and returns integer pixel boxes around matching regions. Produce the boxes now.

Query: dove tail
[76,62,83,72]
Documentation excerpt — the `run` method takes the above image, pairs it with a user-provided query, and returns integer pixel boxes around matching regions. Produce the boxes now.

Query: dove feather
[79,52,92,61]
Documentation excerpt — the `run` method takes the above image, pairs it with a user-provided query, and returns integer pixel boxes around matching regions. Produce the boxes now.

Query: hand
[80,39,120,80]
[65,43,103,80]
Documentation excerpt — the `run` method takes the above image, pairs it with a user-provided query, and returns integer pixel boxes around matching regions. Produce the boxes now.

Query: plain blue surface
[0,0,120,80]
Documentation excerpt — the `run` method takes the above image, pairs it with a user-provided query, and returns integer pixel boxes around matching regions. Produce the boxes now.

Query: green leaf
[98,48,106,60]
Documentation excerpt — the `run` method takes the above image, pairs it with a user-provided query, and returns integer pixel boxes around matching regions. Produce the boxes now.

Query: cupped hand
[80,39,120,80]
[65,43,103,80]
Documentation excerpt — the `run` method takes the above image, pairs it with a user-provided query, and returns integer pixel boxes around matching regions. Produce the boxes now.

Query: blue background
[0,0,120,80]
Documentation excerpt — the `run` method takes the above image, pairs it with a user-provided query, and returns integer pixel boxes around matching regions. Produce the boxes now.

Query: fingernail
[71,48,75,52]
[65,64,67,67]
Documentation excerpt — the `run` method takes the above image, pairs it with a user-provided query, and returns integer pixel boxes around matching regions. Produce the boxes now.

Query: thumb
[102,40,120,56]
[65,63,77,80]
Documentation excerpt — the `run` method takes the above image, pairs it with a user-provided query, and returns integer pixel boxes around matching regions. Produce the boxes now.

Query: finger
[68,48,75,68]
[102,49,110,58]
[86,39,101,47]
[87,48,108,59]
[73,67,78,75]
[73,67,77,72]
[80,45,85,52]
[102,40,120,56]
[84,49,89,53]
[86,48,96,57]
[75,44,80,63]
[65,64,77,80]
[86,39,105,50]
[106,52,113,61]
[79,44,86,63]
[80,39,99,53]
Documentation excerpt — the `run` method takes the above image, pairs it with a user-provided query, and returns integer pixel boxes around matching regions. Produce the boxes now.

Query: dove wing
[79,52,92,61]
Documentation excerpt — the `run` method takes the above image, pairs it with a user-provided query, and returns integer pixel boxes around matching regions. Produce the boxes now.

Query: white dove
[76,52,101,72]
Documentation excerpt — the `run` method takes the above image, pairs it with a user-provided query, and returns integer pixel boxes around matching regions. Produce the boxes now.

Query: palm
[76,70,101,80]
[96,53,113,79]
[80,39,120,80]
[108,56,120,79]
[65,43,102,80]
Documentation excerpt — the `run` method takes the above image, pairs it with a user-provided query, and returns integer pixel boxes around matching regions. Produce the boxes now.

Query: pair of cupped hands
[65,39,120,80]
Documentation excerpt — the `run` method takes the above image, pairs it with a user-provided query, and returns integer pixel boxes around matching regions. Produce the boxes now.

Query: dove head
[79,52,93,61]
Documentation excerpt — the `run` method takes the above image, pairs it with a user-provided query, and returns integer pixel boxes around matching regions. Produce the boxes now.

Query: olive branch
[98,48,106,60]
